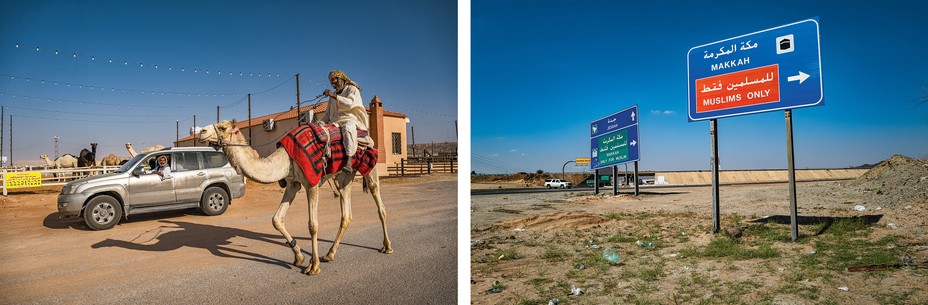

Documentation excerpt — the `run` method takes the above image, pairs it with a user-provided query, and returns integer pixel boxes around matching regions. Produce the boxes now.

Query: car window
[141,154,170,171]
[116,154,146,173]
[174,152,202,171]
[204,152,229,169]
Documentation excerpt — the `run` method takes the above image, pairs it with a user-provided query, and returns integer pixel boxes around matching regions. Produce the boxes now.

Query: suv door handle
[197,172,206,176]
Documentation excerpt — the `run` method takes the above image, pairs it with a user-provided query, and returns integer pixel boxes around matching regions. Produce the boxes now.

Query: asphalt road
[0,174,457,304]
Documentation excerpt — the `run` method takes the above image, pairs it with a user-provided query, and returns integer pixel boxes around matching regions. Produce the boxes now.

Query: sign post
[688,18,823,241]
[590,105,640,196]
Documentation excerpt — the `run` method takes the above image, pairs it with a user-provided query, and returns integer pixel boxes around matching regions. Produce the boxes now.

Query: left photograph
[0,1,458,303]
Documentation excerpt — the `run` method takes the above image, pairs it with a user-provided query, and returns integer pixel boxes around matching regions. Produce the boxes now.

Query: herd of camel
[39,143,164,169]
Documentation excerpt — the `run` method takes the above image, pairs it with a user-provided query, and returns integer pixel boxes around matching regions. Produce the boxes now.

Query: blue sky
[0,0,457,166]
[472,0,928,174]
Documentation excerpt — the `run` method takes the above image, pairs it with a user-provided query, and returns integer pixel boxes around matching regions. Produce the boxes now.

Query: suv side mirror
[132,167,146,177]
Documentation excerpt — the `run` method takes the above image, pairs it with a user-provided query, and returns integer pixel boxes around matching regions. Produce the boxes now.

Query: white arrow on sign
[787,71,810,84]
[630,140,637,146]
[631,111,636,121]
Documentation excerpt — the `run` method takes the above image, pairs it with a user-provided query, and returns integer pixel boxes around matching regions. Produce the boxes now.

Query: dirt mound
[493,211,613,231]
[844,154,928,207]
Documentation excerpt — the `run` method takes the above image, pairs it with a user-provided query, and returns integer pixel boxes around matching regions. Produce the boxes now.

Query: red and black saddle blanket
[277,123,377,187]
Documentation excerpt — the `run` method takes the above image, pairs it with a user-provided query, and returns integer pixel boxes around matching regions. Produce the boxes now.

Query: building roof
[176,100,407,143]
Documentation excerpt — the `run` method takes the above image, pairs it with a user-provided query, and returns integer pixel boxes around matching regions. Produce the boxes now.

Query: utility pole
[295,73,301,117]
[9,115,12,167]
[193,115,197,147]
[1,106,4,167]
[54,136,59,159]
[248,94,252,144]
[411,125,416,157]
[216,106,220,123]
[176,121,179,145]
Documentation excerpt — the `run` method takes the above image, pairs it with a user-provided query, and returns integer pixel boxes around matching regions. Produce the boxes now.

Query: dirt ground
[471,156,928,304]
[0,173,457,304]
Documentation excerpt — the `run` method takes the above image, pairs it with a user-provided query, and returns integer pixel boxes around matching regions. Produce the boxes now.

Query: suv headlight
[62,182,87,195]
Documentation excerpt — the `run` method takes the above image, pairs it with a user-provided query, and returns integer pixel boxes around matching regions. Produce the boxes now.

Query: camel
[39,154,78,168]
[40,154,78,181]
[198,119,392,276]
[100,154,120,166]
[126,143,166,157]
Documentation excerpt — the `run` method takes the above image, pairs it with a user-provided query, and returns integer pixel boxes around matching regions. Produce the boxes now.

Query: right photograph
[470,1,928,304]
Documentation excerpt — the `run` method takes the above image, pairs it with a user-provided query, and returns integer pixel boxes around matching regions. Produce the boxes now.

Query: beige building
[175,96,408,177]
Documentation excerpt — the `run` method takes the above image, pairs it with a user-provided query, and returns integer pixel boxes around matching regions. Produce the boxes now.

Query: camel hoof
[294,255,306,267]
[381,247,394,254]
[321,254,335,262]
[303,266,321,276]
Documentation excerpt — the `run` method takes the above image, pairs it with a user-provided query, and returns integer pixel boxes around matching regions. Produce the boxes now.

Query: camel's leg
[304,185,322,276]
[272,181,305,267]
[365,174,393,254]
[322,181,353,262]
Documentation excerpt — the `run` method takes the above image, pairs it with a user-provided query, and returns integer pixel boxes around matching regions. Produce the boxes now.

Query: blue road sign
[590,105,639,170]
[687,18,823,122]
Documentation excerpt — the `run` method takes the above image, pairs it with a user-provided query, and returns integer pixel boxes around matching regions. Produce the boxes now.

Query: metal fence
[388,157,457,176]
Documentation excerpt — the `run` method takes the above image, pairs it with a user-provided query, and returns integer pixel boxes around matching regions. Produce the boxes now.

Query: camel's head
[125,143,132,149]
[199,119,239,146]
[39,154,48,160]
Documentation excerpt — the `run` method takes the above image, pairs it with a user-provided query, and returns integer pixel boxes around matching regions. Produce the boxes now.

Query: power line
[472,153,526,174]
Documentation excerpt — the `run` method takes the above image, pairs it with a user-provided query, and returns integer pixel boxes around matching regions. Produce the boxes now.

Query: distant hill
[850,161,882,169]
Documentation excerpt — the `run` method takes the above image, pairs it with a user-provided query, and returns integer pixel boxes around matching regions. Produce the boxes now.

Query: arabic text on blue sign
[687,18,823,122]
[590,105,639,170]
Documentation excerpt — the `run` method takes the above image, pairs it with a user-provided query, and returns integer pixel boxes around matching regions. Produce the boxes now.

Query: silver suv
[58,147,246,230]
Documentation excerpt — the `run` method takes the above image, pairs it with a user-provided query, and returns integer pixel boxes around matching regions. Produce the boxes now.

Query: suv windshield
[115,154,146,173]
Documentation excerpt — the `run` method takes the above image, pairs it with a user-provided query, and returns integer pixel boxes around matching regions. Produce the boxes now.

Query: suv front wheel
[200,187,230,216]
[83,195,123,230]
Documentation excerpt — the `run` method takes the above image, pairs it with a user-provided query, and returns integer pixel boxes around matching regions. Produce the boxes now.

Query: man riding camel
[321,70,372,172]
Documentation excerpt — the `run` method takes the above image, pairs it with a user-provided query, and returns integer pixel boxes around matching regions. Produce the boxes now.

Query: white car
[544,179,572,189]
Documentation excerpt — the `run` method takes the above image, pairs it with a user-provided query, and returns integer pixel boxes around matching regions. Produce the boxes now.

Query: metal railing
[388,157,457,176]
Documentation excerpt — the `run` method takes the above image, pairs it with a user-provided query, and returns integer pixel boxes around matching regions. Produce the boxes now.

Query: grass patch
[743,223,790,242]
[620,258,666,282]
[607,234,638,243]
[539,246,569,262]
[575,250,612,275]
[681,236,780,260]
[492,247,520,262]
[824,218,872,238]
[815,234,905,271]
[874,289,918,305]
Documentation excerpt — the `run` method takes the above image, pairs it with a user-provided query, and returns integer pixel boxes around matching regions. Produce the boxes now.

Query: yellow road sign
[576,158,590,165]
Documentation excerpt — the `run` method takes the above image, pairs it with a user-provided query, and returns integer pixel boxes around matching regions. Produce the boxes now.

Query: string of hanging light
[1,73,244,97]
[388,104,456,118]
[10,113,186,124]
[2,104,184,118]
[0,91,216,109]
[2,40,284,78]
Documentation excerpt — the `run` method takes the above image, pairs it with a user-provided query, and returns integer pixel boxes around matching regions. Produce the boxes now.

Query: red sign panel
[695,64,780,113]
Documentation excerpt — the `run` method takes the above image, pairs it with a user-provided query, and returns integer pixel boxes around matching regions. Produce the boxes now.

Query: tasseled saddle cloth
[277,123,378,187]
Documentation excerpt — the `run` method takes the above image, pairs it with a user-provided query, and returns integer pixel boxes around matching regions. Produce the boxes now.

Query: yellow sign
[575,158,590,165]
[5,172,43,189]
